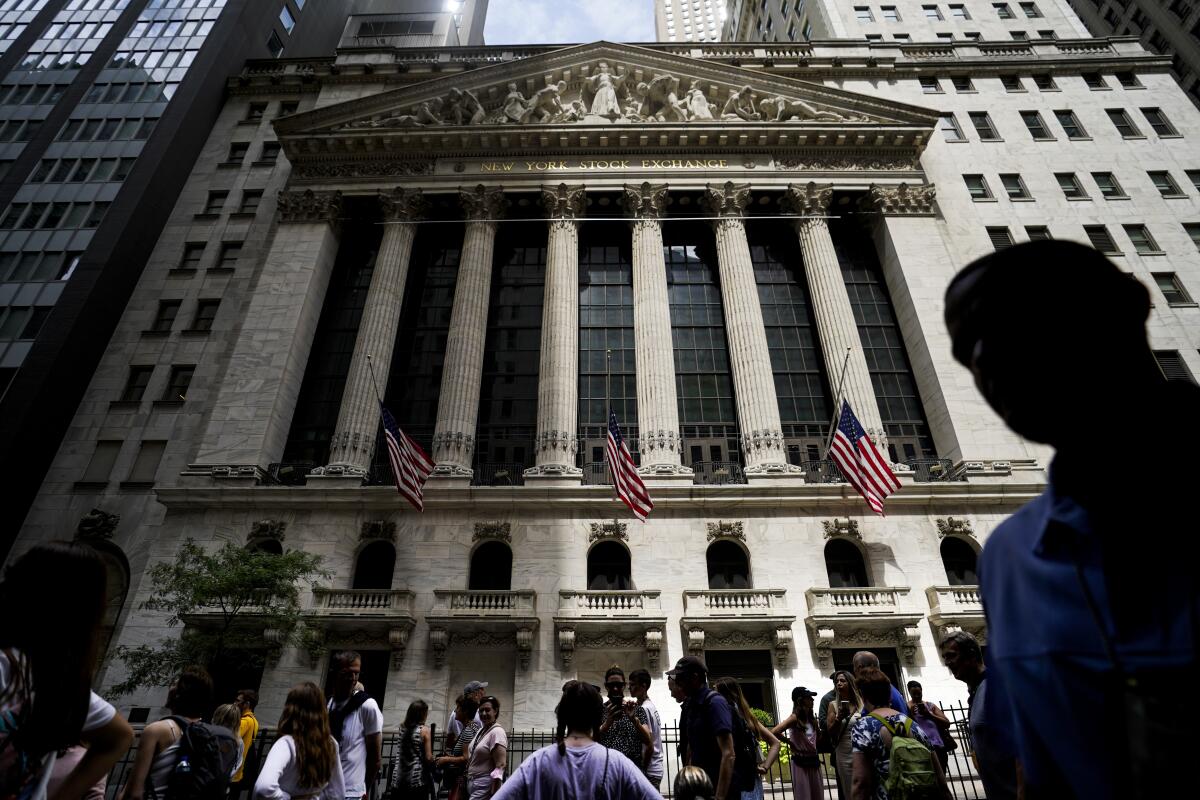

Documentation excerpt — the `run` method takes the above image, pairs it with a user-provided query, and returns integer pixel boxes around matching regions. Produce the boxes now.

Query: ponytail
[554,680,603,756]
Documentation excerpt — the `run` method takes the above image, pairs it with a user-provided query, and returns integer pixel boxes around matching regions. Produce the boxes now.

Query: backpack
[730,714,759,791]
[870,713,938,800]
[158,717,240,800]
[328,691,370,744]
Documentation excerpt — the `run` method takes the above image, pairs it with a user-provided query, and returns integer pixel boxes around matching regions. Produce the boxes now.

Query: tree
[108,538,329,698]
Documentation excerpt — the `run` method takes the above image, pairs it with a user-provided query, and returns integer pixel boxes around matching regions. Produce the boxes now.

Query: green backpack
[870,713,938,799]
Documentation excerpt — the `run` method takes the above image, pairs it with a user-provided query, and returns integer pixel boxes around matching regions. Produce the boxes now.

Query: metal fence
[105,703,984,800]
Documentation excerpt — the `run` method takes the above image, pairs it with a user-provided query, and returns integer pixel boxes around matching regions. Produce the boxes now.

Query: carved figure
[722,85,760,121]
[586,61,626,119]
[502,82,528,123]
[560,100,588,122]
[643,74,687,121]
[522,80,567,123]
[446,88,485,125]
[684,80,714,120]
[413,97,444,125]
[624,82,649,120]
[758,95,845,123]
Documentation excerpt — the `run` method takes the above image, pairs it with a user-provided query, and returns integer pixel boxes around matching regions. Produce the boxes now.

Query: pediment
[277,41,938,139]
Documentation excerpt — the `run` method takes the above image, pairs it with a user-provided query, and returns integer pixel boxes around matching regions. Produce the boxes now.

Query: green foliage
[108,538,328,699]
[751,707,790,767]
[750,707,774,727]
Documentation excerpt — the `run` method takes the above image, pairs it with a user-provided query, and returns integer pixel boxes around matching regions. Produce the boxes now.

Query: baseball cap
[666,655,708,679]
[463,680,489,694]
[792,687,818,701]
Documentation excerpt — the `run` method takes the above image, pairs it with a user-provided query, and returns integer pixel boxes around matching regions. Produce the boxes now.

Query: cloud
[483,0,655,45]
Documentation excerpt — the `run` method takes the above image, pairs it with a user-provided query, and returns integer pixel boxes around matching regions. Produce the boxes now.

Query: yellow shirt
[232,710,259,783]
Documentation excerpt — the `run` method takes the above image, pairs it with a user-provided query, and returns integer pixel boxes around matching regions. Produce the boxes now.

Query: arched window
[706,540,750,589]
[587,541,631,590]
[824,539,869,588]
[469,541,513,591]
[940,538,979,585]
[246,537,283,555]
[352,540,397,590]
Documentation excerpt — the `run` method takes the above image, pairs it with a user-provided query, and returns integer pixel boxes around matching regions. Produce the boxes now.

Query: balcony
[431,589,537,617]
[426,590,540,669]
[557,589,663,618]
[798,458,962,484]
[582,462,611,486]
[471,462,528,487]
[681,590,796,667]
[926,585,986,643]
[804,587,924,669]
[691,461,747,486]
[309,588,415,621]
[553,590,668,670]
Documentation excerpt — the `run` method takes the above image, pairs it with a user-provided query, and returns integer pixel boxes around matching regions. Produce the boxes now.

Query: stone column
[313,188,427,480]
[702,182,797,476]
[429,185,507,479]
[623,182,689,477]
[784,182,886,445]
[525,184,585,481]
[189,189,342,482]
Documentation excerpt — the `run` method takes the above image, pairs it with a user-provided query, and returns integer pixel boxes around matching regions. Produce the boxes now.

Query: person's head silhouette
[944,240,1161,449]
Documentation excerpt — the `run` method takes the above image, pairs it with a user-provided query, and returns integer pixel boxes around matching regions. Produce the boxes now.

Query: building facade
[10,1,1200,729]
[656,0,727,42]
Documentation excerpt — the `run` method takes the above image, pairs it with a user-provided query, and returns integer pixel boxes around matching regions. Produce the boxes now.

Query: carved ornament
[360,520,396,543]
[534,430,577,458]
[473,522,512,544]
[432,431,474,459]
[822,519,862,540]
[645,629,663,671]
[638,429,681,455]
[76,508,119,542]
[277,189,341,225]
[776,155,919,172]
[250,519,287,542]
[558,627,576,667]
[459,184,508,221]
[541,184,586,219]
[589,521,628,543]
[702,181,752,218]
[706,521,745,543]
[429,627,448,668]
[936,517,975,538]
[783,182,833,218]
[812,624,923,668]
[686,627,705,656]
[294,159,435,180]
[622,183,669,220]
[863,182,937,216]
[379,187,428,222]
[388,626,409,669]
[516,627,535,670]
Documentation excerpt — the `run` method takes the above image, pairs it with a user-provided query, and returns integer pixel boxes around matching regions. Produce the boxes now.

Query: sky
[483,0,655,45]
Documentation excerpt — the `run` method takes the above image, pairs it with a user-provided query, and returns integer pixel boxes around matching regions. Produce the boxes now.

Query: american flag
[606,408,653,521]
[828,401,900,516]
[380,403,435,511]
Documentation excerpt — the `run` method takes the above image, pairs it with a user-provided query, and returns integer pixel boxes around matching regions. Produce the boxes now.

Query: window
[1141,107,1178,136]
[150,300,180,333]
[939,113,966,141]
[1189,171,1200,194]
[707,540,750,589]
[80,440,121,484]
[238,190,262,214]
[1153,273,1193,305]
[259,142,281,163]
[1123,224,1160,254]
[587,541,631,590]
[119,366,153,402]
[1092,172,1126,198]
[84,203,109,229]
[1054,109,1087,139]
[854,6,873,22]
[279,6,296,33]
[225,142,248,164]
[1107,108,1142,137]
[124,440,166,485]
[949,4,970,19]
[1037,29,1056,39]
[994,2,1013,18]
[266,31,284,58]
[216,242,242,270]
[1020,110,1053,139]
[1186,223,1200,251]
[881,6,899,21]
[1019,2,1042,17]
[278,101,299,116]
[1010,30,1028,39]
[1000,173,1031,199]
[179,243,204,270]
[203,191,227,214]
[919,76,942,93]
[1115,71,1141,88]
[1084,224,1119,253]
[924,5,943,20]
[245,103,267,122]
[1149,171,1184,197]
[968,111,1000,140]
[1033,73,1056,90]
[469,541,512,590]
[941,538,979,585]
[1025,225,1052,240]
[825,539,868,587]
[963,174,992,199]
[951,76,974,91]
[986,226,1014,249]
[1001,75,1024,92]
[351,540,395,590]
[1153,351,1196,383]
[191,300,220,332]
[162,366,194,402]
[69,159,96,182]
[894,33,911,41]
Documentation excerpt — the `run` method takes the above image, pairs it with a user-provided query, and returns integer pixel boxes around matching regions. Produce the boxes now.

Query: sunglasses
[605,681,626,690]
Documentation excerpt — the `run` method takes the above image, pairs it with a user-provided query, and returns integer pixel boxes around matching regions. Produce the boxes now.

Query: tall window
[707,540,750,589]
[941,538,979,585]
[470,541,513,591]
[588,541,632,590]
[825,539,868,587]
[352,541,396,591]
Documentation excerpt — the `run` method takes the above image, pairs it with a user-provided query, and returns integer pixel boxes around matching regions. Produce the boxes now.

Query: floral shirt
[851,712,934,800]
[597,702,649,767]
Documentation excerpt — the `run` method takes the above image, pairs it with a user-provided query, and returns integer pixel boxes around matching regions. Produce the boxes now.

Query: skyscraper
[656,0,727,42]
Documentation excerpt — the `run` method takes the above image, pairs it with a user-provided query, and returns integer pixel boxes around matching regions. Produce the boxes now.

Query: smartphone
[839,700,850,715]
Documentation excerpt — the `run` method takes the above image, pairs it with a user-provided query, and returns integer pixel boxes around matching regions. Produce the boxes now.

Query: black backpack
[730,713,759,791]
[328,691,370,744]
[156,717,240,800]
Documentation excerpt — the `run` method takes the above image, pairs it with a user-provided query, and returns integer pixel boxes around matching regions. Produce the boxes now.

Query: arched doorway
[352,540,397,590]
[940,537,979,585]
[824,539,869,587]
[587,541,631,590]
[706,540,750,589]
[469,541,513,590]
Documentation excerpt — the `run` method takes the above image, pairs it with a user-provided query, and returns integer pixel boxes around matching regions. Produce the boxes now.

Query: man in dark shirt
[945,240,1195,799]
[940,631,1018,799]
[668,656,735,800]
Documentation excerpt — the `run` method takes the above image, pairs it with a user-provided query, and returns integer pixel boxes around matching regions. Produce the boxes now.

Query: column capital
[622,182,669,219]
[783,182,834,218]
[862,182,937,216]
[541,183,586,220]
[459,184,508,221]
[277,189,342,225]
[379,187,428,222]
[702,181,752,218]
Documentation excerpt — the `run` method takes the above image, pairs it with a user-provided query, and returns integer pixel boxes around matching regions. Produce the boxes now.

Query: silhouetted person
[945,240,1196,800]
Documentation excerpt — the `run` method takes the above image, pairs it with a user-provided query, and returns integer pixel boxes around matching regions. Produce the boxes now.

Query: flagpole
[822,347,852,459]
[605,349,612,489]
[365,354,385,406]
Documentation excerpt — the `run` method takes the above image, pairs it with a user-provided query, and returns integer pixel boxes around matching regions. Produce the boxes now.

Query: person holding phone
[906,681,952,772]
[824,671,863,794]
[597,666,652,768]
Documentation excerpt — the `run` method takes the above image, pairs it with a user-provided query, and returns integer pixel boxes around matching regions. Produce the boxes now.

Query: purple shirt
[492,743,660,800]
[909,702,944,748]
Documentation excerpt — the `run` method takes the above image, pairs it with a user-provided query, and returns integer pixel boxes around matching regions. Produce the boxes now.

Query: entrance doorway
[703,650,777,722]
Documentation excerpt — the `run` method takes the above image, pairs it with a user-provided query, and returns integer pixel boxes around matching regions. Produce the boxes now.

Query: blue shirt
[680,687,733,791]
[979,421,1199,799]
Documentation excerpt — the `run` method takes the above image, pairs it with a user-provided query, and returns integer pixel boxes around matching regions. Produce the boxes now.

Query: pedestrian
[230,689,261,799]
[444,695,466,757]
[904,682,950,772]
[943,238,1194,799]
[849,668,949,800]
[253,682,345,800]
[939,632,1017,800]
[451,681,487,732]
[0,541,134,800]
[850,652,906,713]
[465,696,507,799]
[597,666,652,770]
[627,669,664,789]
[213,703,246,779]
[668,656,735,800]
[667,672,689,767]
[674,766,714,800]
[46,744,108,800]
[326,651,383,800]
[491,681,659,799]
[820,672,862,793]
[434,696,481,800]
[712,678,781,800]
[391,700,433,800]
[770,687,821,800]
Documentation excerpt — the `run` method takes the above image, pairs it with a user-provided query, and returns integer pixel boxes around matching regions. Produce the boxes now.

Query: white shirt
[328,696,383,797]
[253,735,345,800]
[641,698,664,778]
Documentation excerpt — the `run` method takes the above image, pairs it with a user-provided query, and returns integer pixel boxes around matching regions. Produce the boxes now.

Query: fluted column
[526,184,585,479]
[785,182,886,445]
[314,188,427,479]
[702,182,797,475]
[624,182,689,476]
[429,185,507,478]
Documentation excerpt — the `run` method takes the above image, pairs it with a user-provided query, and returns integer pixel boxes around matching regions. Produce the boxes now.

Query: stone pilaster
[784,182,886,446]
[429,185,507,478]
[702,182,798,476]
[526,184,585,480]
[313,188,427,480]
[624,182,690,477]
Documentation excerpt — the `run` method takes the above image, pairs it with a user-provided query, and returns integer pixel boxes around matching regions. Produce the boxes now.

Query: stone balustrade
[309,588,415,616]
[431,589,537,617]
[557,590,663,617]
[925,585,982,616]
[683,589,789,616]
[805,586,911,617]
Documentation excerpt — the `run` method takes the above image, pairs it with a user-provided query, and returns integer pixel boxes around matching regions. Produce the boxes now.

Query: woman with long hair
[711,678,781,800]
[119,665,214,800]
[465,696,507,799]
[492,681,658,799]
[212,704,245,778]
[823,670,864,792]
[770,687,822,800]
[391,700,433,799]
[254,682,345,800]
[1,541,134,800]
